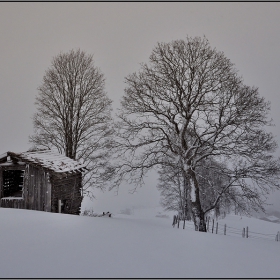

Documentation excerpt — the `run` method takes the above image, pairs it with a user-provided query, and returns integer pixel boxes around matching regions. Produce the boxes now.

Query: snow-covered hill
[0,207,279,278]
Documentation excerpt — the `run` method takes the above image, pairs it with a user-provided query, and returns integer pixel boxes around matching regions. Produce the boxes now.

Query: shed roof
[0,150,86,174]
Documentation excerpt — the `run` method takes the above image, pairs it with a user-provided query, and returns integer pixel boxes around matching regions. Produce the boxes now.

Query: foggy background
[0,2,280,214]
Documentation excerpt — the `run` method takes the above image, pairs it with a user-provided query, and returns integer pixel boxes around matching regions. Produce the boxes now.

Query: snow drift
[0,207,279,278]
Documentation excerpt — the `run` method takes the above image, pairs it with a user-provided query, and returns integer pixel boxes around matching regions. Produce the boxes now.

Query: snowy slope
[0,207,280,278]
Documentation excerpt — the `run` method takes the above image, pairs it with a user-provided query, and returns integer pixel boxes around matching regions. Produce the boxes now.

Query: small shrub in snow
[81,208,112,217]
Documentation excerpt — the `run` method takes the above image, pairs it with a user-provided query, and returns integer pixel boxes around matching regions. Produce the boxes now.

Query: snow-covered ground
[0,207,280,278]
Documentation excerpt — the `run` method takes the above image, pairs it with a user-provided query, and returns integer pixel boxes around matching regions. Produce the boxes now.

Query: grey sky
[1,2,280,213]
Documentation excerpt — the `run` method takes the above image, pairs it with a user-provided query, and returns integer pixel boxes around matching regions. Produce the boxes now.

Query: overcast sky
[1,2,280,213]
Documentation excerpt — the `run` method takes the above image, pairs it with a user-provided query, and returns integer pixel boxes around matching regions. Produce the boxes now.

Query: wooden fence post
[172,215,176,227]
[183,218,185,229]
[177,215,180,228]
[246,226,249,238]
[58,199,62,213]
[212,219,214,233]
[224,224,226,235]
[242,228,245,238]
[216,222,218,234]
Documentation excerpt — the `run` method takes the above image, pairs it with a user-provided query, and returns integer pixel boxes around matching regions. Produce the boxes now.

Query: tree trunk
[183,175,192,221]
[189,171,207,232]
[191,200,206,232]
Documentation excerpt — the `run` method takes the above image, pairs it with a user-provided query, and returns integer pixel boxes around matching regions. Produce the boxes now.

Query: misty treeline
[30,36,280,231]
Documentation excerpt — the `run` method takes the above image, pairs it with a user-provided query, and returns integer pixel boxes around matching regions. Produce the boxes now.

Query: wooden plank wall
[1,163,82,215]
[0,167,2,198]
[0,198,25,209]
[45,172,52,212]
[24,164,51,211]
[51,173,83,215]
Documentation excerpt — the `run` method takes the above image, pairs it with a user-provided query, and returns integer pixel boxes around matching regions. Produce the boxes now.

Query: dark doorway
[3,170,24,197]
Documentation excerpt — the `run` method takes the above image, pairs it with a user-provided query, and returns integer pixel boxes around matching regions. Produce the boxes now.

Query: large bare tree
[112,36,280,231]
[30,49,114,196]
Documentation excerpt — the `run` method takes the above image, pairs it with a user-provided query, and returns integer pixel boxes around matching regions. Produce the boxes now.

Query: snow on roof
[0,152,7,159]
[7,150,86,173]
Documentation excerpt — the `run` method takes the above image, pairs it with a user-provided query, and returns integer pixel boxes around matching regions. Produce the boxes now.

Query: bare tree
[194,158,252,218]
[157,161,191,220]
[157,156,249,222]
[111,36,280,231]
[30,49,114,196]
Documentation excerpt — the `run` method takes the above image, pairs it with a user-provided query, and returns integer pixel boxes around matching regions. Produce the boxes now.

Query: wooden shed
[0,150,86,215]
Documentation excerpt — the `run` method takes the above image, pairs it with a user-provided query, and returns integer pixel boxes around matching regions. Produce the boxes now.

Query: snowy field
[0,207,280,278]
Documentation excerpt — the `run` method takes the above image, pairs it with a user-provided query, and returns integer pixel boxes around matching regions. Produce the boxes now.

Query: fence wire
[172,215,280,242]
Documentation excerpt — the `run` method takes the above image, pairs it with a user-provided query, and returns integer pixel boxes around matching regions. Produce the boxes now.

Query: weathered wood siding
[0,163,83,215]
[51,173,83,215]
[0,167,3,199]
[0,198,25,209]
[23,165,52,211]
